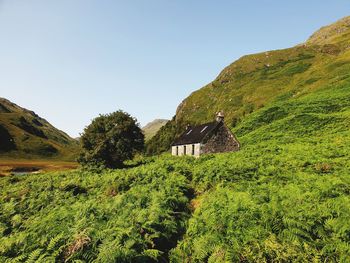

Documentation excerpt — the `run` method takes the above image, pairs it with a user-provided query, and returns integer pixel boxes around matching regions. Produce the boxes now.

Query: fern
[1,97,350,263]
[47,233,64,252]
[25,248,43,263]
[5,254,26,263]
[142,249,162,260]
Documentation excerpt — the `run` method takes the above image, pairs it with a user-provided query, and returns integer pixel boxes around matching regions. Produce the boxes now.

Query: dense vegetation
[0,157,192,262]
[1,16,350,262]
[170,81,350,262]
[79,111,144,168]
[1,77,350,261]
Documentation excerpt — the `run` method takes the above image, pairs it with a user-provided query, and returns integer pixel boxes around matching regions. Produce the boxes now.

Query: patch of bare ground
[0,159,78,176]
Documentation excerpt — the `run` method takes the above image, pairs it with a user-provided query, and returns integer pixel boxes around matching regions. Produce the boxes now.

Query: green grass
[0,158,193,262]
[1,126,350,261]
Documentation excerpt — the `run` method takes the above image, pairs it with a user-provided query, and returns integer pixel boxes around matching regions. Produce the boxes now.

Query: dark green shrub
[78,110,144,168]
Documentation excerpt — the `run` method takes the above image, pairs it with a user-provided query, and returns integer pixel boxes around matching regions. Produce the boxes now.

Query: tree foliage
[78,111,144,168]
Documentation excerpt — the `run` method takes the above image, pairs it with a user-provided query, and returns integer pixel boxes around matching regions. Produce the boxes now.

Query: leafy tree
[78,110,144,168]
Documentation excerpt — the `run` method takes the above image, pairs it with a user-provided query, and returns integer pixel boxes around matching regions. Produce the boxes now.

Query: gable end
[201,123,240,154]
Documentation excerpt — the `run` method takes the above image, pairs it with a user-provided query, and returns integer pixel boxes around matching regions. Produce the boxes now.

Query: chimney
[216,111,224,122]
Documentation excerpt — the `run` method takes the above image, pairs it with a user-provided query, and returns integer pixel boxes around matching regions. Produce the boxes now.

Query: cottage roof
[172,121,221,146]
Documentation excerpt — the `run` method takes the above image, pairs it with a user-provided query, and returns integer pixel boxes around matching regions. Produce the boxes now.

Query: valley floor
[0,159,78,176]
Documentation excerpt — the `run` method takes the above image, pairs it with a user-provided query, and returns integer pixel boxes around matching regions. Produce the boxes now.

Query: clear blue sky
[1,1,349,137]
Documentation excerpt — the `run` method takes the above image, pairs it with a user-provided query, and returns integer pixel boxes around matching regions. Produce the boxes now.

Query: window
[176,146,178,156]
[186,129,193,135]
[192,144,195,155]
[184,145,186,155]
[200,126,208,133]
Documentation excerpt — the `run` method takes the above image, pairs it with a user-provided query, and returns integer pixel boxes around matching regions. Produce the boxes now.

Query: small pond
[10,167,41,176]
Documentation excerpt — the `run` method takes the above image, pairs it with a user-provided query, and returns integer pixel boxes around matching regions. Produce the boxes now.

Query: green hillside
[147,15,350,155]
[1,16,350,262]
[142,119,168,141]
[0,98,79,160]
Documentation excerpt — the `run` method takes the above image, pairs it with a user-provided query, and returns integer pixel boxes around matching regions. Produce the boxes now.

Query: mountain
[142,119,168,141]
[147,16,350,154]
[0,98,79,160]
[306,16,350,45]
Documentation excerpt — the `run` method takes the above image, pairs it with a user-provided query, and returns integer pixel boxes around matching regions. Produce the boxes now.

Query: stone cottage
[171,111,240,157]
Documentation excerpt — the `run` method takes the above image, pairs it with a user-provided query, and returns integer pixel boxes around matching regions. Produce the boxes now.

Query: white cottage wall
[194,143,201,157]
[172,143,201,157]
[178,145,184,156]
[171,146,177,156]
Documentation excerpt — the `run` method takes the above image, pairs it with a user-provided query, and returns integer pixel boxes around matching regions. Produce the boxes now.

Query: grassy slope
[1,96,350,261]
[142,119,168,141]
[147,16,350,154]
[1,16,350,262]
[170,65,350,262]
[0,98,79,161]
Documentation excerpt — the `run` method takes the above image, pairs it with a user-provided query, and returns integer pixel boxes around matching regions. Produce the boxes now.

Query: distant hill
[142,119,168,141]
[147,15,350,154]
[0,98,79,160]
